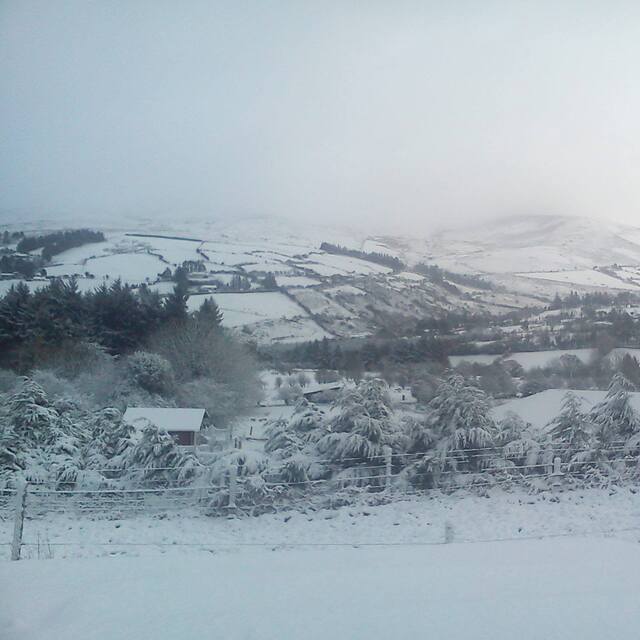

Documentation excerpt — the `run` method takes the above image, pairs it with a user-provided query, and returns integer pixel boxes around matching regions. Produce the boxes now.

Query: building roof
[302,383,343,397]
[123,407,205,433]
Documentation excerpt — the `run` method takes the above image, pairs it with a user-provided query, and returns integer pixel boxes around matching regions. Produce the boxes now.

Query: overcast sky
[1,1,640,233]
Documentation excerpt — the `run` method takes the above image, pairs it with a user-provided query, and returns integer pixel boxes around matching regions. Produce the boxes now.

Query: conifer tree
[318,378,396,464]
[428,374,498,471]
[265,399,328,482]
[590,373,639,444]
[124,423,200,486]
[164,282,189,322]
[0,282,33,348]
[196,298,223,327]
[549,392,593,459]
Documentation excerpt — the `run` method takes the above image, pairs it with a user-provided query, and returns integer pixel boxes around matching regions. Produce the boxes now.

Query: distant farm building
[123,407,206,448]
[302,382,343,403]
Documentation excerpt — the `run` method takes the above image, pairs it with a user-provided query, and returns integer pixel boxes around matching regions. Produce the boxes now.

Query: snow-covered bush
[265,399,329,483]
[277,377,304,405]
[498,412,548,471]
[83,408,132,471]
[0,378,91,488]
[126,351,176,396]
[123,422,201,487]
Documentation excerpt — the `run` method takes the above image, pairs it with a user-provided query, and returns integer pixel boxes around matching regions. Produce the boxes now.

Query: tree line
[17,229,105,262]
[319,242,405,271]
[0,279,199,369]
[414,263,495,291]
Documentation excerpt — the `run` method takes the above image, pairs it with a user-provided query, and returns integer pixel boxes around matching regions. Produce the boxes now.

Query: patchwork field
[518,269,640,291]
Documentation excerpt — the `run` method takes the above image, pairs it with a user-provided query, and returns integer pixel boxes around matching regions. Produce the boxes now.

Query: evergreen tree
[262,273,278,289]
[497,412,544,469]
[318,378,397,464]
[164,282,189,322]
[30,278,86,343]
[88,281,146,352]
[84,408,134,471]
[196,298,223,327]
[124,423,200,486]
[590,373,640,444]
[620,354,640,389]
[265,399,328,482]
[426,374,497,470]
[5,378,60,446]
[549,392,593,459]
[0,282,33,349]
[137,285,166,335]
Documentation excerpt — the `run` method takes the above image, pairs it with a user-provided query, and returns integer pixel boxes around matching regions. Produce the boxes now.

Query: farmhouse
[123,407,206,448]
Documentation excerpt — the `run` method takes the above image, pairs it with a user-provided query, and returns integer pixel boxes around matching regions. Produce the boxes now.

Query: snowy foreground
[2,538,640,640]
[2,488,640,639]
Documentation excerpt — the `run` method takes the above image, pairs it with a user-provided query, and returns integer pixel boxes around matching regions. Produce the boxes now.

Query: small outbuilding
[123,407,206,448]
[301,383,343,404]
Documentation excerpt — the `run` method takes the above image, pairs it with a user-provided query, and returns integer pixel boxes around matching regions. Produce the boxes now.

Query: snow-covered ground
[274,275,321,288]
[3,538,640,640]
[2,486,639,559]
[450,348,596,370]
[298,253,392,276]
[186,291,307,326]
[46,252,168,284]
[493,388,640,430]
[2,488,640,639]
[518,269,640,291]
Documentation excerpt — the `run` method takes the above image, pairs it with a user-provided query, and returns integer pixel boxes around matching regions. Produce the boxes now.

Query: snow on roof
[123,408,205,432]
[302,382,344,396]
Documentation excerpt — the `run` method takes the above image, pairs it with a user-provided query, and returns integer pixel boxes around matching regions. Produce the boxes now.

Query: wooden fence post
[384,446,392,491]
[444,520,454,544]
[11,480,27,561]
[551,456,563,493]
[228,462,237,509]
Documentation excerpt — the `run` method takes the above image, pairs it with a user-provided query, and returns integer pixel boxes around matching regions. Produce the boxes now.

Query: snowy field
[246,317,332,343]
[186,292,307,327]
[3,539,640,640]
[2,486,639,558]
[518,269,640,290]
[46,252,167,284]
[494,388,640,430]
[2,488,640,639]
[299,253,392,276]
[450,348,596,370]
[275,275,321,288]
[133,236,203,265]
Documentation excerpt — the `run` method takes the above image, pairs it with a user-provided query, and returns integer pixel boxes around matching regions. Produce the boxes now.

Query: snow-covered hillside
[424,215,640,272]
[6,213,640,344]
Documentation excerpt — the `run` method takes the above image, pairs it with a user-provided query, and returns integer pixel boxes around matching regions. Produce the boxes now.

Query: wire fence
[3,442,640,559]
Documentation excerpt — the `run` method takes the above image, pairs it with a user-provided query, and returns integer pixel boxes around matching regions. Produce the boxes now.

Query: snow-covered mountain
[417,214,640,274]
